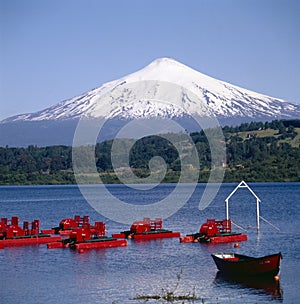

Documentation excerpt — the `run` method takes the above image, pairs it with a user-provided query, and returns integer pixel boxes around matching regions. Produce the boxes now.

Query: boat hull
[133,231,180,240]
[47,238,127,250]
[211,252,282,277]
[209,233,247,244]
[0,235,62,247]
[75,239,127,250]
[180,233,247,244]
[113,230,180,240]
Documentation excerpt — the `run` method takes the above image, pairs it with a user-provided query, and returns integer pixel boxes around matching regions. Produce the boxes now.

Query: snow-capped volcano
[2,57,300,123]
[1,58,300,147]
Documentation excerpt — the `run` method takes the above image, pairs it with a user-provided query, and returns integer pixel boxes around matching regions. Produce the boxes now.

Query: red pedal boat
[0,216,61,248]
[180,219,247,244]
[42,215,94,236]
[112,218,180,240]
[47,221,127,251]
[211,252,282,277]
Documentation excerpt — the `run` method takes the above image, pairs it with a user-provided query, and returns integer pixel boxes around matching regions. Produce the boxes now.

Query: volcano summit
[1,58,299,146]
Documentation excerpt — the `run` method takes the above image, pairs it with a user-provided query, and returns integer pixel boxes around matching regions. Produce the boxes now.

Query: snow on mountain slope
[2,57,300,123]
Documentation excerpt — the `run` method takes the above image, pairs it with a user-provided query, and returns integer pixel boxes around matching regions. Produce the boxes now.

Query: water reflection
[214,271,283,301]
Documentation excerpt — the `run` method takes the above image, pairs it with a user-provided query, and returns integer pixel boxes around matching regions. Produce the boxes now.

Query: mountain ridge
[2,57,300,123]
[1,57,300,147]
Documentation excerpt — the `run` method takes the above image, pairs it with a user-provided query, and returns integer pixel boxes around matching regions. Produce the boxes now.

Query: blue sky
[1,0,299,121]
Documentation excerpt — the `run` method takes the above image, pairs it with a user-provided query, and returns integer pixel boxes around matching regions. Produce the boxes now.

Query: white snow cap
[2,57,299,123]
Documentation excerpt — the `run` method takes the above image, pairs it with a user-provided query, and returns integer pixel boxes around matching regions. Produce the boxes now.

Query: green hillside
[0,119,299,185]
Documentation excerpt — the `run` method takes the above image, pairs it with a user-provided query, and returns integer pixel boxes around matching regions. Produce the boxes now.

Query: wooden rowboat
[211,252,282,277]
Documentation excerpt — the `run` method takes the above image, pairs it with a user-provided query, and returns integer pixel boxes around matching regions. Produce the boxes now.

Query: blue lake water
[0,183,299,303]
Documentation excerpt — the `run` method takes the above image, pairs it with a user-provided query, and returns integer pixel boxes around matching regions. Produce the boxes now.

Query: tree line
[0,119,299,184]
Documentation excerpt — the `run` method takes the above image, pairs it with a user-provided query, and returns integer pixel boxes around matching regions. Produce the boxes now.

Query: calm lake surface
[0,183,299,303]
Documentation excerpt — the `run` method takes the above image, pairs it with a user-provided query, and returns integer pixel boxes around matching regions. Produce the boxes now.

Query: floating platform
[209,233,247,244]
[0,216,62,248]
[180,219,247,244]
[41,215,96,237]
[47,224,128,252]
[75,238,127,250]
[41,229,56,234]
[112,218,180,241]
[47,237,127,251]
[180,232,247,244]
[48,237,127,251]
[132,230,180,240]
[41,229,74,236]
[113,230,180,240]
[0,234,62,247]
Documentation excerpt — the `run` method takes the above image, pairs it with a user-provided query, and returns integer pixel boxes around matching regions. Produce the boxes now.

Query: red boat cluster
[0,215,247,252]
[0,214,281,277]
[0,182,281,277]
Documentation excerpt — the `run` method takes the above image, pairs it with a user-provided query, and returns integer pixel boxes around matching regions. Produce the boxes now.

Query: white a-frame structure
[225,180,261,230]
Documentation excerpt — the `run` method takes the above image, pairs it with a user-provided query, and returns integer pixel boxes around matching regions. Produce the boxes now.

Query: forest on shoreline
[0,119,299,185]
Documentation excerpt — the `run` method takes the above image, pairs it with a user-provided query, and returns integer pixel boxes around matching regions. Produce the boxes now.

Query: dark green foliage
[129,136,179,170]
[0,145,74,185]
[0,119,299,184]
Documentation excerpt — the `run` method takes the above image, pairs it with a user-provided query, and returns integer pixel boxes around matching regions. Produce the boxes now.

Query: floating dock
[47,222,127,252]
[112,218,180,240]
[0,216,62,248]
[180,218,247,244]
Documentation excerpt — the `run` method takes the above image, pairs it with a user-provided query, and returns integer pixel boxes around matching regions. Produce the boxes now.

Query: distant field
[236,127,300,147]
